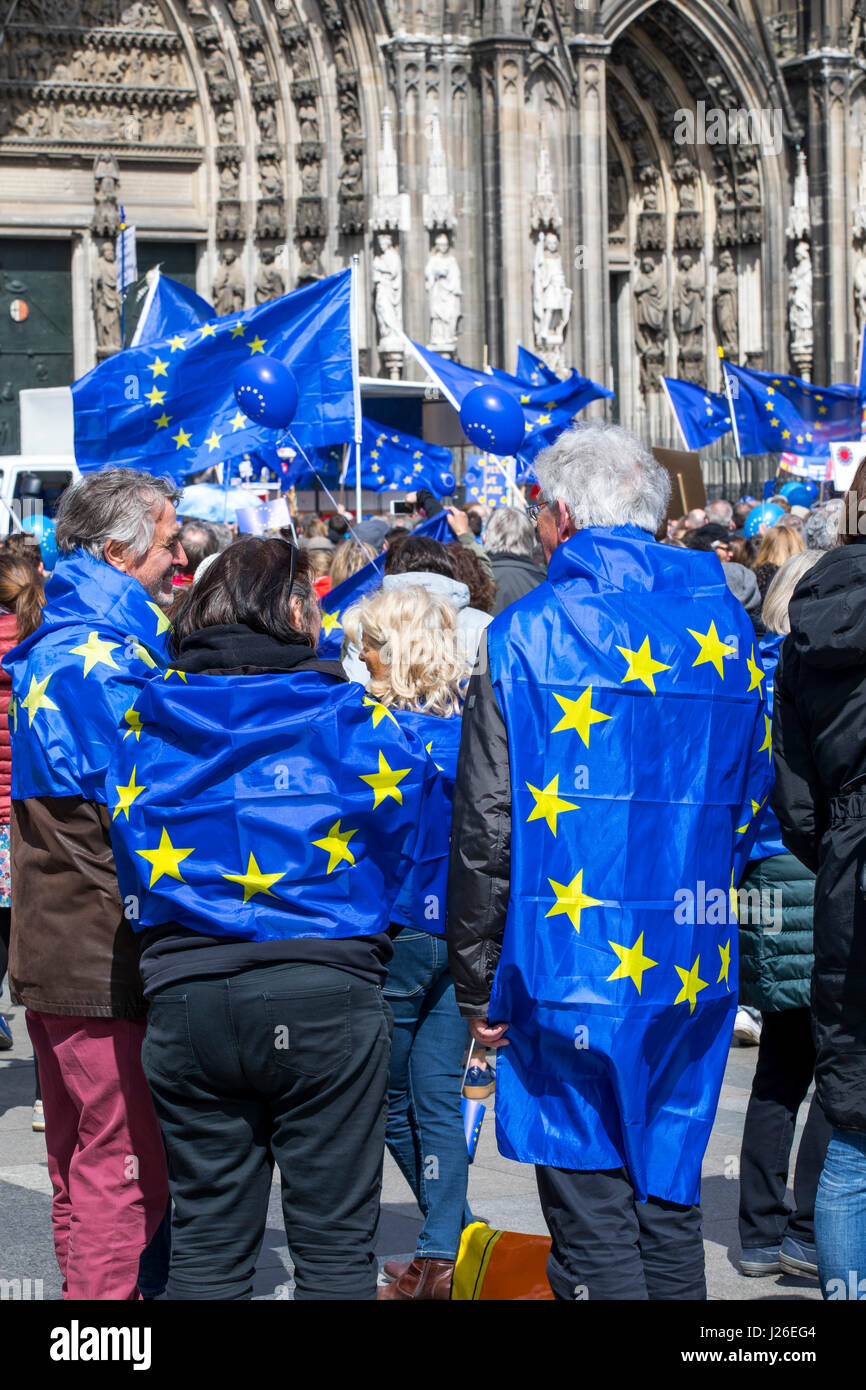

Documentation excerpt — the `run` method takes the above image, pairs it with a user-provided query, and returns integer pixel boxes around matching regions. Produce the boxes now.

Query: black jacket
[772,543,866,1132]
[488,552,546,616]
[446,636,511,1017]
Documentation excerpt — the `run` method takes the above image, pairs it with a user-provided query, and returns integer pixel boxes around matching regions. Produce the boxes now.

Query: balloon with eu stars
[21,513,58,571]
[234,355,299,430]
[744,502,785,537]
[458,384,526,458]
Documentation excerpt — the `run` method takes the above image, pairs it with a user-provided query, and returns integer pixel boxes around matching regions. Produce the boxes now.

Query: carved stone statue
[855,251,866,337]
[673,253,705,343]
[372,233,403,345]
[714,248,739,361]
[255,247,284,304]
[296,237,323,285]
[425,231,462,356]
[92,239,121,352]
[633,254,665,394]
[532,231,572,372]
[213,246,246,315]
[788,239,813,376]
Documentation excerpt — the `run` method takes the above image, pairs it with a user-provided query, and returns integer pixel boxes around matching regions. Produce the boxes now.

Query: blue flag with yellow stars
[389,706,463,935]
[358,418,454,497]
[106,671,450,944]
[130,269,213,348]
[744,630,786,862]
[463,455,510,508]
[661,376,732,450]
[73,270,356,484]
[723,360,864,459]
[2,551,171,803]
[317,510,454,660]
[484,526,772,1205]
[515,344,559,387]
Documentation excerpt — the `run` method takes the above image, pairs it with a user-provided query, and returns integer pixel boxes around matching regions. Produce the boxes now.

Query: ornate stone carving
[213,246,246,316]
[372,232,404,378]
[296,236,324,286]
[673,251,706,385]
[788,240,813,379]
[713,248,739,362]
[713,160,738,248]
[422,108,455,232]
[216,199,243,240]
[425,230,462,357]
[296,196,326,239]
[529,139,561,232]
[636,164,664,250]
[533,231,572,374]
[92,149,120,236]
[633,254,666,395]
[92,238,121,352]
[371,106,409,232]
[255,246,284,304]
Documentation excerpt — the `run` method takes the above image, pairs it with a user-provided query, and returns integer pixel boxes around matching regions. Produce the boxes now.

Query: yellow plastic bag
[451,1221,554,1301]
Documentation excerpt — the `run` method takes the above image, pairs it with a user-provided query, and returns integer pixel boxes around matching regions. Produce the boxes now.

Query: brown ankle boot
[377,1257,454,1300]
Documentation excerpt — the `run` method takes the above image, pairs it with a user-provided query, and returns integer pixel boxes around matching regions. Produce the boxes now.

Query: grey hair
[533,423,671,533]
[56,469,180,560]
[706,499,733,527]
[802,499,843,553]
[483,506,537,558]
[761,550,822,635]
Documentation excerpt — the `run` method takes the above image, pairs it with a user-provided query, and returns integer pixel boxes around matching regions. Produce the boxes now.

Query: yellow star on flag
[526,774,579,836]
[737,798,762,834]
[321,611,342,636]
[199,322,217,339]
[363,696,397,727]
[425,740,444,772]
[359,750,410,808]
[230,322,245,339]
[760,713,772,762]
[112,765,146,822]
[133,644,157,670]
[22,674,58,725]
[146,601,173,636]
[688,621,734,679]
[231,411,246,431]
[172,427,192,449]
[70,631,121,677]
[169,334,187,352]
[163,668,188,682]
[222,851,285,904]
[520,394,530,404]
[746,647,765,694]
[205,430,222,452]
[674,956,708,1013]
[312,819,357,874]
[537,413,552,425]
[136,826,194,887]
[546,868,602,934]
[551,687,612,746]
[717,938,732,989]
[145,386,166,407]
[771,418,779,428]
[782,430,791,440]
[607,932,657,995]
[8,696,16,734]
[154,412,172,429]
[123,706,143,741]
[148,356,168,378]
[617,636,671,694]
[248,335,267,354]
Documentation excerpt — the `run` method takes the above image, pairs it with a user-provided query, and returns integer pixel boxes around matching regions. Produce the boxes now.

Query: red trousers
[26,1011,169,1300]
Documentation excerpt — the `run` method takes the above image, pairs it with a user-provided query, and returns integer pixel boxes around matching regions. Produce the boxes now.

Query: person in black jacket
[772,474,866,1301]
[483,505,547,616]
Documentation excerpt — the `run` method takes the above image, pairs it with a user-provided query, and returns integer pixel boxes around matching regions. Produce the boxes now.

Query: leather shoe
[382,1258,411,1281]
[377,1257,454,1300]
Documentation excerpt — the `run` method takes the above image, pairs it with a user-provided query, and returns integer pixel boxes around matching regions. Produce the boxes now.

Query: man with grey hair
[3,469,185,1299]
[803,500,843,553]
[706,498,734,531]
[447,422,770,1301]
[484,506,547,616]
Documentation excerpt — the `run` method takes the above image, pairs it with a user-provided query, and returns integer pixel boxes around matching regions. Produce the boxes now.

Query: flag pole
[286,433,367,549]
[721,354,743,461]
[119,205,126,348]
[351,253,363,522]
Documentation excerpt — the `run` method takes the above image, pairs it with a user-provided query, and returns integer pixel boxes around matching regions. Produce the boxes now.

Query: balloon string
[284,433,367,550]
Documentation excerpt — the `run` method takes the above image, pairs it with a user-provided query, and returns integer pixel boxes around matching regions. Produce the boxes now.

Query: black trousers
[141,962,392,1301]
[536,1165,706,1300]
[738,1007,832,1250]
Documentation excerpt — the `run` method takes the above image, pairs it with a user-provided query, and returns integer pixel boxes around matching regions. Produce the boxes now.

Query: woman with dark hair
[107,537,449,1301]
[447,542,496,615]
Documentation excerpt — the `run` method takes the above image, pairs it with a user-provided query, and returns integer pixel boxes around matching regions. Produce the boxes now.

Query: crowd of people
[0,426,864,1302]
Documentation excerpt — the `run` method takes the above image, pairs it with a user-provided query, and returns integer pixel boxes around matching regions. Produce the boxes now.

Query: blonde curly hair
[343,585,469,716]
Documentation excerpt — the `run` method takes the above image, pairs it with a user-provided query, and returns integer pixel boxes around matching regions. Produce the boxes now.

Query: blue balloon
[784,484,815,509]
[779,481,800,499]
[436,469,456,496]
[234,355,299,430]
[459,385,526,457]
[744,503,784,537]
[20,513,57,569]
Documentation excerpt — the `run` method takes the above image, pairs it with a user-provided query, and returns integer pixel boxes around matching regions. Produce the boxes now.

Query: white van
[0,455,80,538]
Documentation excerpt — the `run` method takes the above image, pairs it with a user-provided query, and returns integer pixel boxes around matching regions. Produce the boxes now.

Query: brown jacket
[9,795,147,1019]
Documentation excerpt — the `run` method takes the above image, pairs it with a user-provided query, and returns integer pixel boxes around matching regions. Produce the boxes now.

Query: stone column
[569,41,611,398]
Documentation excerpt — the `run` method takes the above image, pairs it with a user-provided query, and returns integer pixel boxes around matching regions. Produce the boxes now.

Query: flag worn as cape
[485,526,772,1204]
[73,270,357,483]
[2,551,171,803]
[389,706,463,934]
[106,672,450,943]
[744,630,785,861]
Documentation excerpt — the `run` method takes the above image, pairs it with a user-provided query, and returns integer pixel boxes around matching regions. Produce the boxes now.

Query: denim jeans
[815,1128,866,1300]
[384,930,471,1261]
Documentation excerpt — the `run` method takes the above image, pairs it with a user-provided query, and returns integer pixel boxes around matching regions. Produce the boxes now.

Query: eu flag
[389,706,462,936]
[463,455,510,508]
[2,552,170,803]
[723,360,863,459]
[484,527,772,1204]
[73,271,357,484]
[130,268,213,347]
[357,418,454,497]
[515,345,559,387]
[317,511,454,660]
[660,376,732,450]
[106,671,450,944]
